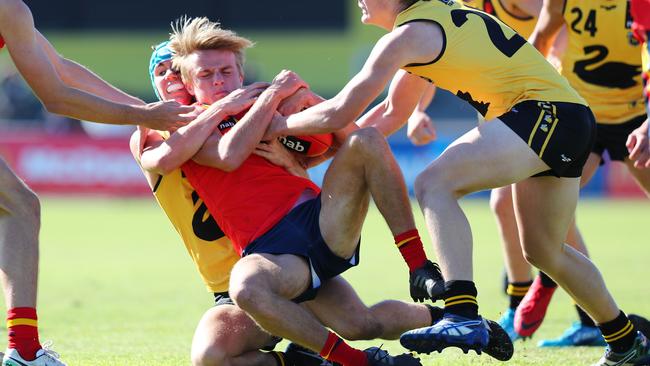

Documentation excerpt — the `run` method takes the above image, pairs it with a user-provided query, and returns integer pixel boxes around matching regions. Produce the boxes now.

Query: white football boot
[3,343,66,366]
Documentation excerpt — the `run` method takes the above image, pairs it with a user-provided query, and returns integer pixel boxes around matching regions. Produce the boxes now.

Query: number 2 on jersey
[451,8,526,57]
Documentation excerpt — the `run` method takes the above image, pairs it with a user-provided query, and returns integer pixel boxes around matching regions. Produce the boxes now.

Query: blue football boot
[400,314,490,355]
[498,308,520,341]
[538,322,606,347]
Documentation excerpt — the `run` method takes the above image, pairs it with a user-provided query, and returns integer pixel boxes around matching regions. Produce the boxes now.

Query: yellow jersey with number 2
[397,0,586,121]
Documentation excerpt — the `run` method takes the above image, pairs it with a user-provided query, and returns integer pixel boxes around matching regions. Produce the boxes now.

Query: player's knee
[345,128,386,156]
[489,189,513,219]
[230,278,266,314]
[522,245,556,270]
[414,167,448,202]
[3,183,41,226]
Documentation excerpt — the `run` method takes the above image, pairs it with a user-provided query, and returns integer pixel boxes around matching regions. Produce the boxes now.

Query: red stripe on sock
[395,230,427,272]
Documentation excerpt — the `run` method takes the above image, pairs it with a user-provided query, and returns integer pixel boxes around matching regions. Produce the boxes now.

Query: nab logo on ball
[279,133,333,157]
[279,136,311,154]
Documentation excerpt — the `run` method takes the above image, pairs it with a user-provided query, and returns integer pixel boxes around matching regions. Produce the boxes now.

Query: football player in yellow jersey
[133,39,510,366]
[264,0,650,363]
[483,0,650,349]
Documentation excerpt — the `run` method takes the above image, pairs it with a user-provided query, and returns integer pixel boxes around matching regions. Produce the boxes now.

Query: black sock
[576,305,596,327]
[539,272,558,288]
[443,281,479,319]
[599,311,637,354]
[507,280,533,310]
[426,304,444,325]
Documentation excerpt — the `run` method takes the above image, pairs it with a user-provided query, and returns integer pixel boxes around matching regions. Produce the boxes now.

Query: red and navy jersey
[0,36,5,49]
[181,115,320,255]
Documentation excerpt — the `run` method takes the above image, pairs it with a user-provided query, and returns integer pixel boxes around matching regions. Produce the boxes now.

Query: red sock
[395,229,427,272]
[319,332,369,366]
[7,307,41,361]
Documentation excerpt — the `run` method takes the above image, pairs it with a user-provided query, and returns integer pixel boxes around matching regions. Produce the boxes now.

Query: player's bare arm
[406,83,437,145]
[0,0,194,130]
[192,70,306,171]
[529,0,566,56]
[266,22,443,138]
[35,30,144,106]
[356,69,430,136]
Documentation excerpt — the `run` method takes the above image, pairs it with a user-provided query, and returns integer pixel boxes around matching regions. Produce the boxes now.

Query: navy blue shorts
[243,194,360,303]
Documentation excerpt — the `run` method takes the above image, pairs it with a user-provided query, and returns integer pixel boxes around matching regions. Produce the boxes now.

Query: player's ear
[185,80,195,96]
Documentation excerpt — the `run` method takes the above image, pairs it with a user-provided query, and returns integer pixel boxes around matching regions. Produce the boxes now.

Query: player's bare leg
[191,305,279,366]
[305,276,432,340]
[512,176,619,321]
[402,120,547,354]
[404,119,634,357]
[229,254,419,366]
[490,186,531,285]
[414,120,546,282]
[319,128,410,251]
[0,159,54,365]
[229,254,322,349]
[0,159,39,310]
[320,127,444,301]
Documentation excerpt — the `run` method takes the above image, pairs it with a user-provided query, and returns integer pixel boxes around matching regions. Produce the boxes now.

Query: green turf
[21,198,649,365]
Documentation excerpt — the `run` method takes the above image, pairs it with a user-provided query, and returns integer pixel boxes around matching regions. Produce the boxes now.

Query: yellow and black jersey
[397,0,585,121]
[561,0,645,123]
[463,0,538,37]
[152,131,239,293]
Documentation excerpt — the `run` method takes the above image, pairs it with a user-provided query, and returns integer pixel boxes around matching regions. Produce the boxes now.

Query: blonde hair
[169,16,253,82]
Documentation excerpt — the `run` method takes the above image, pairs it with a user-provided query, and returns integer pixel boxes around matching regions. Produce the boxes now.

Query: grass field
[27,197,650,365]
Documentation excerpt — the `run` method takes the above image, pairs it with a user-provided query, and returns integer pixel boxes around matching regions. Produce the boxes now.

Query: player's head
[357,0,408,28]
[169,16,253,105]
[149,41,193,105]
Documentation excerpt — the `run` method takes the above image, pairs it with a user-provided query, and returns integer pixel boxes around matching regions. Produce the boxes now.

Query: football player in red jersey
[0,1,197,365]
[137,17,456,366]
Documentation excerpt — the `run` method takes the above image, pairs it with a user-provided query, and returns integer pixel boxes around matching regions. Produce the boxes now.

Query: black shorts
[213,292,235,306]
[592,114,647,162]
[243,194,360,303]
[499,100,597,178]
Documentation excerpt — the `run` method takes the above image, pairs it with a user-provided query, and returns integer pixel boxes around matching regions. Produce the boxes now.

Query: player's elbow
[41,98,70,117]
[155,155,183,176]
[214,156,242,172]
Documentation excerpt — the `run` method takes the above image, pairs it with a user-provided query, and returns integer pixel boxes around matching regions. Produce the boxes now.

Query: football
[279,133,334,157]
